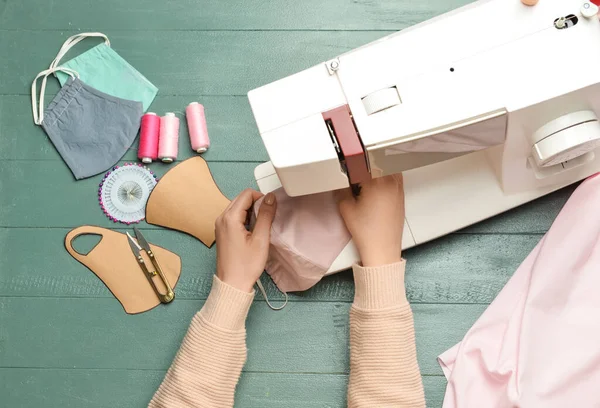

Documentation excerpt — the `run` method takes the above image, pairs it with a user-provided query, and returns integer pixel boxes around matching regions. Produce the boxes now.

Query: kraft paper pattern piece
[65,225,182,314]
[145,157,231,247]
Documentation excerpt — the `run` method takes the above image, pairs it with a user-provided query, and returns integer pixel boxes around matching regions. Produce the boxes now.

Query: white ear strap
[32,67,79,125]
[50,33,110,70]
[256,277,288,311]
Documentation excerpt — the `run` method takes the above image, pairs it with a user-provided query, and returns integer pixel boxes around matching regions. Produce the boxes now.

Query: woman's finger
[225,189,262,212]
[252,193,277,244]
[226,189,264,223]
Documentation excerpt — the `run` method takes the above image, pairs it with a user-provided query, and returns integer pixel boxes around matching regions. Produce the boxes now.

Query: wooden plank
[0,0,472,30]
[0,159,574,233]
[1,30,388,96]
[0,160,257,228]
[0,297,484,376]
[0,2,539,408]
[0,92,576,227]
[0,227,539,304]
[0,368,447,408]
[0,95,268,162]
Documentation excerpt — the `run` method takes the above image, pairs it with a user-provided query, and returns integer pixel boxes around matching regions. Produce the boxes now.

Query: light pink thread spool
[186,102,210,153]
[158,112,179,163]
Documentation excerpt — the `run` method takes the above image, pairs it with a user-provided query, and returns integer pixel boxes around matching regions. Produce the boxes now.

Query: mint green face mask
[51,33,158,112]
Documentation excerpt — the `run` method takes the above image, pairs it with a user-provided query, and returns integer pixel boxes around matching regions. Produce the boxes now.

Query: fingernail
[264,193,275,205]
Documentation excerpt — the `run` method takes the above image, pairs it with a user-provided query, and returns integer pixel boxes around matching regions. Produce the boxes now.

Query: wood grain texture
[2,30,388,96]
[0,0,580,405]
[0,0,472,30]
[0,159,575,233]
[0,160,255,228]
[0,368,447,408]
[0,297,484,376]
[0,95,268,162]
[0,227,539,304]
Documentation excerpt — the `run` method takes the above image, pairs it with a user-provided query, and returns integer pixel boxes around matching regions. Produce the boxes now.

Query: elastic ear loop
[255,276,288,311]
[31,67,79,125]
[50,32,111,70]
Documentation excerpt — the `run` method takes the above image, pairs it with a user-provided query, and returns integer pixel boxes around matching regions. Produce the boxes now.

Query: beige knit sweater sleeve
[149,275,254,408]
[149,261,425,407]
[348,260,426,407]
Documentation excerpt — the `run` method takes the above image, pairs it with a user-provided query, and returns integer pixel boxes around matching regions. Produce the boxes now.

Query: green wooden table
[0,0,577,406]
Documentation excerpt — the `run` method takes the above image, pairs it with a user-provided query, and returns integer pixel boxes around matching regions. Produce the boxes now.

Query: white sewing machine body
[249,0,600,275]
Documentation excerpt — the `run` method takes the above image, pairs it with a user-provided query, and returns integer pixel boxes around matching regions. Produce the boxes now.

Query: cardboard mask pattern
[145,157,230,247]
[65,226,182,314]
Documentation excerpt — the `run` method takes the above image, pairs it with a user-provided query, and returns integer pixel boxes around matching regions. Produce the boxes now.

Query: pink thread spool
[138,112,160,164]
[186,102,210,153]
[158,112,179,163]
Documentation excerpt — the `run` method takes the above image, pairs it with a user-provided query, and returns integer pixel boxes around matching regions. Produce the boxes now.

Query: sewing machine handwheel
[532,111,600,167]
[533,121,600,167]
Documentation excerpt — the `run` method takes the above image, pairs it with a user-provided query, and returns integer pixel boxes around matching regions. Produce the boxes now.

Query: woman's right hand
[337,174,405,267]
[215,189,277,293]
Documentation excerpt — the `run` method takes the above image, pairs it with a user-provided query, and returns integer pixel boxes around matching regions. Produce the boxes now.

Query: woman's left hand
[215,189,277,292]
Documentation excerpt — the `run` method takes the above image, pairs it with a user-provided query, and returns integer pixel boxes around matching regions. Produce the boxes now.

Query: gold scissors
[127,227,175,304]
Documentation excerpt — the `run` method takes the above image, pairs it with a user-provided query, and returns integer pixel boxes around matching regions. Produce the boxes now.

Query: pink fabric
[253,188,351,293]
[438,173,600,408]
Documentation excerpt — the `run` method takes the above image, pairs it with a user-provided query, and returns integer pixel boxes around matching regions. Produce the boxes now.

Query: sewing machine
[248,0,600,274]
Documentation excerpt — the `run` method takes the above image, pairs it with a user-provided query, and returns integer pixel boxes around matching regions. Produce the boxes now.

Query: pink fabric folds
[438,173,600,408]
[253,188,351,293]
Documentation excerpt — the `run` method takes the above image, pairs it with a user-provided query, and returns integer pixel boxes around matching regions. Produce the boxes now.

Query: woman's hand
[215,189,277,292]
[338,174,405,267]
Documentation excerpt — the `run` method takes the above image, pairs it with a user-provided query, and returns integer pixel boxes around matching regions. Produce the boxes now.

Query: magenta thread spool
[186,102,210,153]
[138,112,160,164]
[158,112,179,163]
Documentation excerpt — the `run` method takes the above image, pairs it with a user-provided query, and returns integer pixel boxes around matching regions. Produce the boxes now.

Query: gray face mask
[32,67,142,180]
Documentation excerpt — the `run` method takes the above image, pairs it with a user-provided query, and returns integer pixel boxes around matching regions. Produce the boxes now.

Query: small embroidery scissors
[127,227,175,304]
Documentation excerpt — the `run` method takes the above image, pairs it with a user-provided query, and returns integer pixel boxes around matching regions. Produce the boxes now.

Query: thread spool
[138,113,160,164]
[158,113,180,163]
[186,102,210,153]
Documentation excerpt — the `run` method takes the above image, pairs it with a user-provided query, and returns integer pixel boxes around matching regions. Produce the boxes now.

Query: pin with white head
[581,1,599,18]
